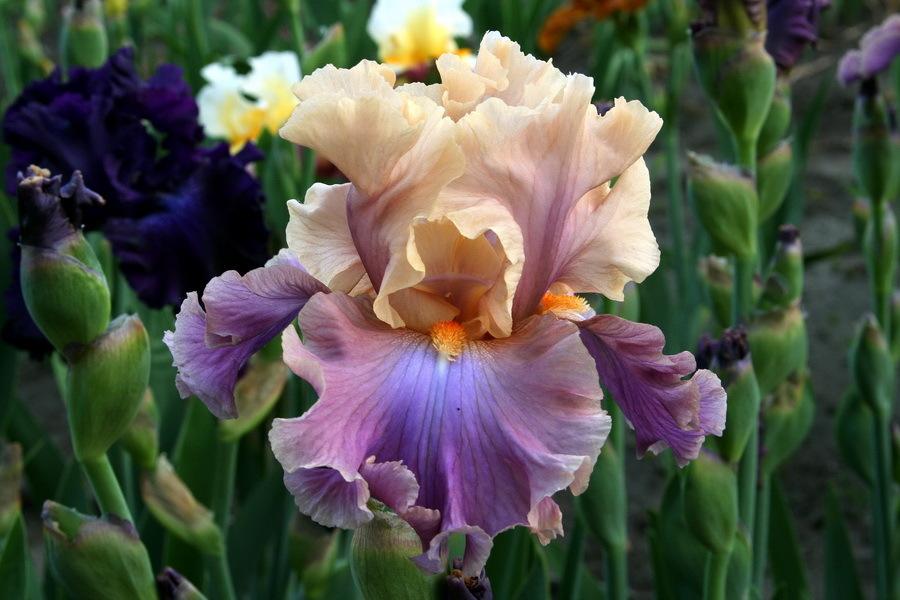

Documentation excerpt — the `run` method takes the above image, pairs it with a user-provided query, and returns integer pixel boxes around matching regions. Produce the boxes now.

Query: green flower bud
[654,477,708,597]
[302,24,348,73]
[691,28,775,150]
[702,329,760,464]
[156,567,208,600]
[289,514,339,596]
[699,255,733,328]
[63,0,109,68]
[759,225,803,310]
[762,372,814,476]
[67,315,150,461]
[747,304,808,395]
[140,456,223,556]
[0,442,23,539]
[835,389,875,486]
[219,357,289,442]
[862,204,897,307]
[577,442,626,550]
[852,198,870,245]
[351,506,435,600]
[852,86,899,206]
[17,168,110,353]
[689,152,758,259]
[727,528,752,597]
[42,501,156,600]
[119,389,159,471]
[683,452,738,555]
[757,140,793,222]
[757,76,792,156]
[849,315,894,418]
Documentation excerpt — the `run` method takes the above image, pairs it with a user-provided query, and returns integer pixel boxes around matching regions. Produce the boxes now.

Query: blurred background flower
[1,47,268,355]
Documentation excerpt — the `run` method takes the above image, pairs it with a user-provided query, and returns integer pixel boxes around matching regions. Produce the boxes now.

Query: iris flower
[2,48,268,353]
[838,14,900,86]
[765,0,830,72]
[198,51,301,151]
[166,32,726,574]
[367,0,473,73]
[538,0,649,54]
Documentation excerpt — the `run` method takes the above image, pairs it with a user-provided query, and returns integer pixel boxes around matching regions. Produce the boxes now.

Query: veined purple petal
[578,315,726,466]
[163,251,326,419]
[765,0,829,71]
[270,293,609,574]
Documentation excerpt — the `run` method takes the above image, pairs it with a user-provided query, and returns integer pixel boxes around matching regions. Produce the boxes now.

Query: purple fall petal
[163,251,326,419]
[270,293,608,575]
[578,314,726,466]
[765,0,829,71]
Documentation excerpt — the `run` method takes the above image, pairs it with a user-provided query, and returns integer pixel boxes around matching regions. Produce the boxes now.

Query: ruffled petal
[528,497,564,545]
[577,315,726,466]
[285,183,368,294]
[269,293,608,574]
[280,61,465,293]
[447,78,662,318]
[163,251,326,418]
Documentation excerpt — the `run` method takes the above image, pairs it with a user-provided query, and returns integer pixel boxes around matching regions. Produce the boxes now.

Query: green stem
[559,519,586,600]
[735,135,758,176]
[285,0,306,60]
[207,550,237,600]
[869,201,892,338]
[212,440,239,531]
[738,425,758,532]
[751,472,771,591]
[185,0,209,88]
[664,124,690,348]
[81,454,133,521]
[605,542,629,600]
[207,439,238,600]
[703,550,730,600]
[732,256,754,324]
[871,409,894,600]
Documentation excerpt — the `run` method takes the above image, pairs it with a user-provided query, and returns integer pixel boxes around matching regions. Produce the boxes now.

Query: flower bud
[727,528,752,597]
[759,225,803,310]
[757,140,793,222]
[835,389,875,485]
[119,389,159,471]
[862,204,897,304]
[63,0,109,68]
[446,559,492,600]
[691,28,775,148]
[654,477,708,596]
[351,506,435,600]
[67,315,151,461]
[17,168,110,353]
[289,514,338,595]
[852,87,899,206]
[850,315,894,417]
[852,198,870,245]
[140,456,223,556]
[747,304,807,395]
[42,501,156,600]
[577,442,626,550]
[0,442,23,539]
[757,77,792,156]
[219,357,289,442]
[683,452,737,554]
[699,255,733,327]
[689,152,758,259]
[762,372,814,476]
[302,24,348,73]
[156,567,207,600]
[703,329,761,464]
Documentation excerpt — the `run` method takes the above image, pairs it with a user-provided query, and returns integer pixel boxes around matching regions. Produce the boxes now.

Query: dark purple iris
[1,47,269,355]
[765,0,830,71]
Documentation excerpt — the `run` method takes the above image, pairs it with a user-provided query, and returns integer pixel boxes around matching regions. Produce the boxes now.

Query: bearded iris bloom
[838,14,900,86]
[765,0,830,72]
[367,0,473,74]
[166,32,726,574]
[198,51,302,151]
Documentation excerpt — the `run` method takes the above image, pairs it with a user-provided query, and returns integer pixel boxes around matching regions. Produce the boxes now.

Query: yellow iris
[380,6,460,67]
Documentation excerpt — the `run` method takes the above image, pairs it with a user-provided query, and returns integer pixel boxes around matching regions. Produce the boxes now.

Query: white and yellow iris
[367,0,473,70]
[197,51,301,151]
